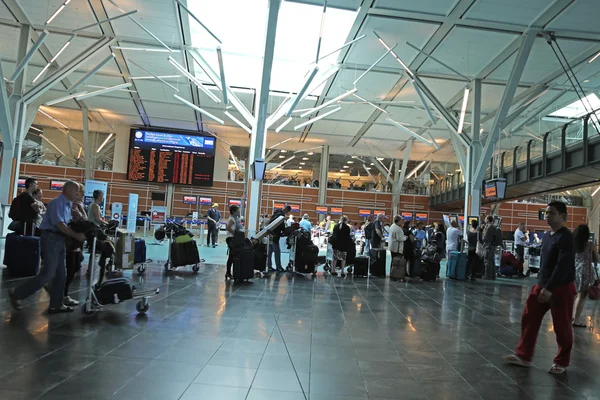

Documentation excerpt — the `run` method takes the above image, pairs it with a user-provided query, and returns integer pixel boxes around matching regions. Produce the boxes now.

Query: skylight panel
[548,93,600,119]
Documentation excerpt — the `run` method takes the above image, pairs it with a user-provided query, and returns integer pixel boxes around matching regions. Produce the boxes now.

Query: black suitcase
[253,242,267,271]
[95,278,135,305]
[369,248,387,277]
[346,243,356,265]
[296,245,318,274]
[3,232,40,278]
[353,255,369,277]
[303,244,319,263]
[409,249,422,277]
[234,249,255,282]
[420,261,440,281]
[171,241,200,267]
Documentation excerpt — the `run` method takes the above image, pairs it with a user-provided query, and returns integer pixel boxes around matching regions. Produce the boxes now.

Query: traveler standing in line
[361,218,373,255]
[330,215,352,277]
[206,203,221,248]
[572,224,598,328]
[9,181,86,313]
[299,214,312,231]
[63,183,87,306]
[389,215,406,260]
[225,204,243,280]
[414,222,426,251]
[87,190,107,227]
[11,177,42,235]
[433,223,446,258]
[466,219,481,281]
[515,222,527,264]
[446,220,462,260]
[482,216,497,279]
[371,213,386,249]
[504,201,576,375]
[403,220,415,276]
[267,205,291,273]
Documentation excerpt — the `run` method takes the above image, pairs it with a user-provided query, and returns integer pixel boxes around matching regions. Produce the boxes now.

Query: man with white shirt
[514,222,527,264]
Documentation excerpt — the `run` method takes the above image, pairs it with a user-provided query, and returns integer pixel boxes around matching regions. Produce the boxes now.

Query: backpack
[494,228,504,247]
[8,196,21,221]
[364,222,374,240]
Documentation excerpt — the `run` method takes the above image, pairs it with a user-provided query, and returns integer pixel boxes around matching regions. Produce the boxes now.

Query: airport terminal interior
[1,0,600,399]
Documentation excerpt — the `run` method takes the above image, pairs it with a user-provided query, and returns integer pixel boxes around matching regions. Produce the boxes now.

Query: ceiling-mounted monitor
[127,127,216,186]
[484,178,507,200]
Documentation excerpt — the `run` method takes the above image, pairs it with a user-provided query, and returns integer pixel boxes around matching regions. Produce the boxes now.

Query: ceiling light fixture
[299,162,305,165]
[301,88,357,118]
[45,91,88,106]
[302,157,309,160]
[130,75,182,80]
[275,117,293,132]
[112,46,180,53]
[387,118,434,147]
[38,109,69,129]
[76,83,133,100]
[339,169,345,172]
[168,56,221,103]
[313,34,366,64]
[74,10,137,32]
[40,135,65,156]
[406,161,427,179]
[373,31,414,78]
[294,106,341,130]
[343,165,349,168]
[224,111,252,134]
[592,185,600,197]
[10,30,49,82]
[589,51,600,64]
[46,0,72,24]
[270,155,296,170]
[173,94,224,124]
[353,44,397,86]
[32,34,76,83]
[352,93,387,113]
[280,150,287,153]
[307,152,314,155]
[270,137,292,149]
[127,58,179,92]
[347,161,354,164]
[29,126,43,133]
[84,84,136,93]
[279,155,285,158]
[286,66,319,117]
[457,87,470,134]
[96,133,114,153]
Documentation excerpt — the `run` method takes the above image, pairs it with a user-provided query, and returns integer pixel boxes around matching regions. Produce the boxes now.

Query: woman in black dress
[331,216,352,277]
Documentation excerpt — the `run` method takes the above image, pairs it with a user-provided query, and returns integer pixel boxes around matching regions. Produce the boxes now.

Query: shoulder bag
[476,230,485,258]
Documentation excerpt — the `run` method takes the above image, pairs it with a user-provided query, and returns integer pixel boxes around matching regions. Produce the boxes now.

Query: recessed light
[279,155,285,158]
[339,169,345,172]
[280,149,287,152]
[302,157,309,160]
[584,80,589,83]
[343,165,349,168]
[347,161,354,164]
[299,162,305,165]
[307,152,314,155]
[377,157,384,160]
[299,166,302,169]
[370,163,374,166]
[365,167,371,170]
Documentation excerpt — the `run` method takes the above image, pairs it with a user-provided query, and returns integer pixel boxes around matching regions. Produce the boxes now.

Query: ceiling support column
[82,108,93,180]
[318,145,330,211]
[246,0,281,236]
[393,140,413,216]
[466,79,482,232]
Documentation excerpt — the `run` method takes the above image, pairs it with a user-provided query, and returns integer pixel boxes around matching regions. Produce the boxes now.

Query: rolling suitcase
[234,249,255,282]
[3,232,40,278]
[421,261,440,281]
[369,248,387,277]
[297,244,318,274]
[390,256,406,281]
[446,251,467,280]
[410,249,422,277]
[353,256,369,277]
[134,239,147,264]
[346,242,356,265]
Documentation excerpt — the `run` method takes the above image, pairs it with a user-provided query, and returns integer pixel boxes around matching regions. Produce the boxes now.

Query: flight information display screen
[127,128,216,186]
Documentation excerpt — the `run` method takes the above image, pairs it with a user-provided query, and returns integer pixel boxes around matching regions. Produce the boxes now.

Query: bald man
[10,181,86,313]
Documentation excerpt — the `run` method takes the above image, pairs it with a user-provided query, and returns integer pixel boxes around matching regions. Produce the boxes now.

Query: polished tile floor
[1,243,600,400]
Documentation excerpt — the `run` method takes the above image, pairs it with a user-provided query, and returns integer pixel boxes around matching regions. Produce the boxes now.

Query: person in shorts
[330,215,352,277]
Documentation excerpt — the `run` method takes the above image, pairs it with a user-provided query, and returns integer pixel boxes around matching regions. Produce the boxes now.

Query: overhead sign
[358,209,371,217]
[316,206,328,215]
[401,212,414,220]
[84,179,108,215]
[468,216,479,226]
[183,195,197,205]
[273,202,285,210]
[373,210,386,216]
[50,180,66,191]
[17,178,26,188]
[199,197,212,206]
[330,207,343,215]
[229,199,242,206]
[415,212,428,222]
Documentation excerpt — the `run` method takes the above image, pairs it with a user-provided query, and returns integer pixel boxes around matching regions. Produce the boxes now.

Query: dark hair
[416,222,423,228]
[93,190,103,200]
[471,219,479,229]
[573,224,590,253]
[437,223,445,232]
[403,220,410,229]
[486,215,494,223]
[393,215,401,224]
[450,220,458,228]
[548,201,568,220]
[25,177,37,189]
[284,205,292,212]
[229,205,239,214]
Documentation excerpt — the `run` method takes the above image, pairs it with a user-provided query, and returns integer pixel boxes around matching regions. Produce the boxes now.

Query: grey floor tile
[247,388,307,400]
[194,364,256,388]
[252,369,305,392]
[180,383,248,400]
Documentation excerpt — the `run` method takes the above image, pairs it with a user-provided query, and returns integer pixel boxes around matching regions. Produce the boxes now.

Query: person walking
[515,222,527,264]
[504,201,576,375]
[206,203,221,248]
[330,215,352,277]
[225,204,244,280]
[466,219,481,281]
[9,181,86,313]
[572,224,599,328]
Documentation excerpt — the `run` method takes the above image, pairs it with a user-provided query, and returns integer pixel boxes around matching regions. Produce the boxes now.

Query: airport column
[82,108,93,180]
[318,145,329,206]
[465,78,483,225]
[246,0,281,236]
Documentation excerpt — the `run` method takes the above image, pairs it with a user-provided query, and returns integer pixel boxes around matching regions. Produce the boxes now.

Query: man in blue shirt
[206,203,221,248]
[299,214,312,231]
[414,222,426,250]
[504,201,576,375]
[10,181,86,313]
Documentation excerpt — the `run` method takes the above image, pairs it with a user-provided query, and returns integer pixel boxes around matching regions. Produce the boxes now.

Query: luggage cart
[163,231,201,273]
[82,237,159,316]
[322,243,334,273]
[285,234,297,272]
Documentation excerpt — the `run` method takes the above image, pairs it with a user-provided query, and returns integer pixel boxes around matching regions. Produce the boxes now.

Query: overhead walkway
[430,112,600,211]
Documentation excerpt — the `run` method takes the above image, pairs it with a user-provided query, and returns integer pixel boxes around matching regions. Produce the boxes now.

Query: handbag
[476,230,485,258]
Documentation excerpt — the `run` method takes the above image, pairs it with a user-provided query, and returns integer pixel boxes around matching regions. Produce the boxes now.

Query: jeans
[516,245,525,264]
[267,240,282,270]
[516,282,576,366]
[14,231,66,309]
[65,249,83,296]
[207,224,218,246]
[226,237,233,275]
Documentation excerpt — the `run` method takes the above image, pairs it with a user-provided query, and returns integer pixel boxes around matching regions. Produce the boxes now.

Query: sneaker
[212,245,216,248]
[48,305,74,314]
[63,296,80,306]
[9,289,21,311]
[503,354,531,367]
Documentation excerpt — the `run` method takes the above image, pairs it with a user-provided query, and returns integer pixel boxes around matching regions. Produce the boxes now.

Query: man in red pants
[504,201,575,375]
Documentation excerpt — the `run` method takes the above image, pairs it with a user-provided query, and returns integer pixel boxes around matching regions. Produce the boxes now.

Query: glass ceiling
[188,0,357,95]
[549,93,600,119]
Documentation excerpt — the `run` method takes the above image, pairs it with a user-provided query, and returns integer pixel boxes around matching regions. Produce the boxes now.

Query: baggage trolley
[82,237,159,316]
[285,234,297,273]
[163,231,201,273]
[322,243,334,273]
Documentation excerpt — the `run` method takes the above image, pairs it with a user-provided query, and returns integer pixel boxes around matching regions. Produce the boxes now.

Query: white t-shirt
[514,228,526,245]
[446,227,461,251]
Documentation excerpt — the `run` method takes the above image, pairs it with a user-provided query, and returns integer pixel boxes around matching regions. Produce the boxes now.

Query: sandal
[548,364,567,374]
[503,354,531,367]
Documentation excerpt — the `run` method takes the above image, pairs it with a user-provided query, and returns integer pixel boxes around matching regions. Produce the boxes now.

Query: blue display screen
[133,130,215,153]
